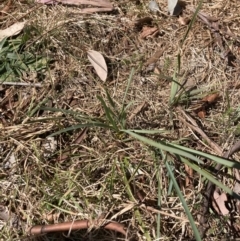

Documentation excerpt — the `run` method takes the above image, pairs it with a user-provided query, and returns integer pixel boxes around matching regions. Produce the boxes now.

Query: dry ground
[1,0,240,240]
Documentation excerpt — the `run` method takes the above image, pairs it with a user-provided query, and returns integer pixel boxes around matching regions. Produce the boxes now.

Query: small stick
[29,219,126,236]
[178,107,222,155]
[0,82,42,87]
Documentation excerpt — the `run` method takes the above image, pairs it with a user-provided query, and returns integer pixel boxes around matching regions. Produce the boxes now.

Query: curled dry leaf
[87,50,108,82]
[0,21,26,41]
[213,191,229,215]
[36,0,113,13]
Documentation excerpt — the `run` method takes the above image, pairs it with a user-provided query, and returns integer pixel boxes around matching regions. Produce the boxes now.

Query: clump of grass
[0,35,48,82]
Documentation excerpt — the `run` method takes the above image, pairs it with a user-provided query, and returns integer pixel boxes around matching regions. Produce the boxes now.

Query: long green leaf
[180,0,203,47]
[172,143,240,169]
[123,130,204,164]
[105,89,117,110]
[121,68,134,115]
[165,160,201,241]
[48,122,113,137]
[180,156,240,200]
[125,130,240,169]
[97,96,118,130]
[169,69,180,105]
[126,129,169,134]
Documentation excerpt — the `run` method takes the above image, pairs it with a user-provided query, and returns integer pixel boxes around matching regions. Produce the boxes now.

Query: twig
[0,82,42,87]
[142,205,199,224]
[177,107,222,155]
[29,219,126,236]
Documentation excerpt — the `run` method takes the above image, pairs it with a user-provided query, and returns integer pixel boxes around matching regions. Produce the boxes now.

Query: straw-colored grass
[1,0,240,240]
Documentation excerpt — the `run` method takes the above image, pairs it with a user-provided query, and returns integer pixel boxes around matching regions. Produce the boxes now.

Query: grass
[1,0,240,240]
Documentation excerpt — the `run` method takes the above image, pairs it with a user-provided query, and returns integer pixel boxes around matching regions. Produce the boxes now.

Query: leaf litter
[1,0,240,240]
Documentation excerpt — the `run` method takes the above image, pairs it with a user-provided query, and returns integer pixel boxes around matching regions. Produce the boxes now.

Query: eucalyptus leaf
[167,0,182,16]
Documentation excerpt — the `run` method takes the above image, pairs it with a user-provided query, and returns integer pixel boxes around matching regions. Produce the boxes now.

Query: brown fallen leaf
[36,0,112,8]
[189,93,219,119]
[140,26,158,39]
[197,110,206,119]
[202,93,219,104]
[212,191,229,215]
[87,50,108,82]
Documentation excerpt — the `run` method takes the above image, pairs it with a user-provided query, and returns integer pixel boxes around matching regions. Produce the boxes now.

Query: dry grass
[1,0,240,240]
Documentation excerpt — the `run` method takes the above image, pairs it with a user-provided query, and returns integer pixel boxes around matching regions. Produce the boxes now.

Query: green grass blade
[169,69,180,105]
[48,122,113,137]
[121,68,134,115]
[105,88,117,110]
[0,37,7,51]
[28,97,49,117]
[156,153,164,239]
[180,157,240,200]
[126,129,169,134]
[97,95,118,131]
[123,130,204,164]
[165,159,201,241]
[172,143,240,169]
[181,0,203,46]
